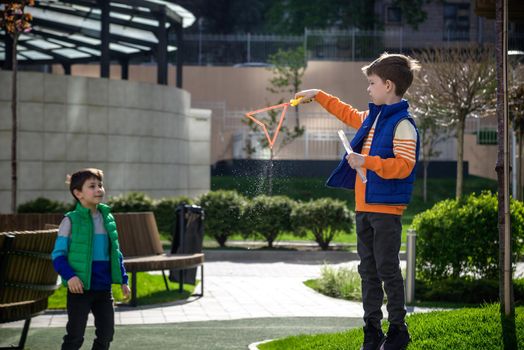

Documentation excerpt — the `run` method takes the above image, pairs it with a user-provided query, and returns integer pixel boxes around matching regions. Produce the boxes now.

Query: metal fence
[177,29,524,66]
[195,101,499,162]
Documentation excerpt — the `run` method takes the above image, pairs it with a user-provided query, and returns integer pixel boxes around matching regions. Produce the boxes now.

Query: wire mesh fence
[176,29,524,66]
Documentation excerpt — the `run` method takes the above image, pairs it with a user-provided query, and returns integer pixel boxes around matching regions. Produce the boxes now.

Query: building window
[386,6,402,24]
[443,2,470,41]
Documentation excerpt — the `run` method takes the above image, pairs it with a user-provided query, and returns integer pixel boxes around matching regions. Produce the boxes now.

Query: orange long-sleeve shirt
[316,91,417,215]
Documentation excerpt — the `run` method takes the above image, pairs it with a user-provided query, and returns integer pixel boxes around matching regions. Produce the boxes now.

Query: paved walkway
[2,257,442,329]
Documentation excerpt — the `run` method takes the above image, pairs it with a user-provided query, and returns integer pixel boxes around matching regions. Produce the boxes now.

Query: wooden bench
[0,212,205,307]
[113,212,204,307]
[0,229,59,350]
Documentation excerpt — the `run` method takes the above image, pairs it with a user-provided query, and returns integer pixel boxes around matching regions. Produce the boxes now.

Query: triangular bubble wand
[244,97,303,149]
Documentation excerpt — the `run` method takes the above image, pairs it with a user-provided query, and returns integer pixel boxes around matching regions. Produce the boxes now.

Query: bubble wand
[244,97,303,149]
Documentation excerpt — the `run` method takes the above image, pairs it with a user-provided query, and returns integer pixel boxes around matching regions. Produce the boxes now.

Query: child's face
[74,177,105,209]
[366,74,392,105]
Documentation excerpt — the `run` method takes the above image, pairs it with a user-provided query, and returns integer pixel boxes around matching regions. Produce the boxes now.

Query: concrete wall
[0,71,210,213]
[464,133,498,180]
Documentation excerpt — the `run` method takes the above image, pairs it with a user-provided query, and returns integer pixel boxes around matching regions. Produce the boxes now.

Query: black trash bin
[169,204,204,285]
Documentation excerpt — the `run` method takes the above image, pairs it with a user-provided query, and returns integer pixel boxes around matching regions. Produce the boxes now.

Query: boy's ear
[385,79,395,92]
[73,188,82,199]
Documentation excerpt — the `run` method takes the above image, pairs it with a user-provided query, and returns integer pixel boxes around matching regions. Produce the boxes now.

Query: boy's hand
[346,152,365,169]
[121,284,131,300]
[294,89,319,104]
[67,276,84,294]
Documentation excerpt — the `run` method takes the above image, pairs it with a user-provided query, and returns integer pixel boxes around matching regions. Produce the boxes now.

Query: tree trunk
[423,159,429,202]
[455,117,465,199]
[495,0,517,348]
[268,148,274,196]
[518,130,523,200]
[11,35,18,213]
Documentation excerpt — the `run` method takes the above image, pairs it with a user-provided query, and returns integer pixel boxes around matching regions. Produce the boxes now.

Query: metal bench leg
[200,265,204,296]
[130,271,137,307]
[178,270,184,293]
[0,318,31,350]
[161,270,169,291]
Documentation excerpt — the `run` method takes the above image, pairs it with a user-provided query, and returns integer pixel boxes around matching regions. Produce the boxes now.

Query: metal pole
[99,0,110,78]
[351,29,355,61]
[247,32,251,63]
[502,0,511,317]
[406,229,416,304]
[512,130,517,198]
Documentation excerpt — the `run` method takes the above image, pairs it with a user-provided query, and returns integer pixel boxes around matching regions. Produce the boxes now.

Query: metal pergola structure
[0,0,195,86]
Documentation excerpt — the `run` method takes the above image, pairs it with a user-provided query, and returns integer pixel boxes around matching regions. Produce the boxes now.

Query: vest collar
[368,99,409,119]
[74,202,111,216]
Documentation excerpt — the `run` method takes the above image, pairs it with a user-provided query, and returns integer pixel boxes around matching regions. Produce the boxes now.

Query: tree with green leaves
[267,46,307,128]
[0,0,34,213]
[414,45,496,199]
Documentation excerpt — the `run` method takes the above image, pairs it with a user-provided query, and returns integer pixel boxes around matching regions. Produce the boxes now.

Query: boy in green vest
[52,168,130,350]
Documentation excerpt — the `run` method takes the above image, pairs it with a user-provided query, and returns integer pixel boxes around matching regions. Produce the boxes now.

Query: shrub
[17,197,73,213]
[291,198,353,250]
[107,192,154,212]
[154,196,193,236]
[312,265,362,301]
[242,195,295,247]
[196,190,246,247]
[416,278,524,305]
[412,191,524,280]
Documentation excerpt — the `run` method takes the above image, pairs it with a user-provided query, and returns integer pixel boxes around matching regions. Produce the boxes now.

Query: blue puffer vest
[326,100,420,205]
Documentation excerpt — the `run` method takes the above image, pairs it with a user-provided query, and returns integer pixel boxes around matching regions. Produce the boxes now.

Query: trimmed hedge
[17,197,73,213]
[243,195,295,247]
[196,190,247,247]
[412,191,524,280]
[291,198,353,250]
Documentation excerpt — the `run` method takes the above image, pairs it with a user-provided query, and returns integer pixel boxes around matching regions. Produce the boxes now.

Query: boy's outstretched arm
[295,89,368,130]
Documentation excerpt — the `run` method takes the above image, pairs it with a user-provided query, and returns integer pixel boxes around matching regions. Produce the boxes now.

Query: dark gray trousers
[356,212,406,328]
[62,290,114,350]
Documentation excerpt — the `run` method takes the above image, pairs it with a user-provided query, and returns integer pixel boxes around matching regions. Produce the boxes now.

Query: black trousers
[356,212,406,329]
[62,290,114,350]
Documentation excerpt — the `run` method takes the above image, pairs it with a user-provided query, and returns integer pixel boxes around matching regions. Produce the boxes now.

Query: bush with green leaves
[291,198,353,250]
[107,192,154,213]
[242,195,295,247]
[416,277,524,304]
[154,196,193,236]
[412,191,524,280]
[312,265,362,301]
[196,190,246,247]
[17,197,73,213]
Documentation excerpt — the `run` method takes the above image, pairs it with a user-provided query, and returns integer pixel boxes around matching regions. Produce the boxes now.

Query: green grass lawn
[258,304,524,350]
[48,273,196,309]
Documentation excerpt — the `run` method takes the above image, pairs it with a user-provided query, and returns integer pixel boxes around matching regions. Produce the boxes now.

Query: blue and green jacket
[52,202,128,291]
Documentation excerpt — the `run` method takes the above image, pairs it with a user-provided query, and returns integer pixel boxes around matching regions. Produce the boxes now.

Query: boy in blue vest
[295,53,420,350]
[52,168,130,350]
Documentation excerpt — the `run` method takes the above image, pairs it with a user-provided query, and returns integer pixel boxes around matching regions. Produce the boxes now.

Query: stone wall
[0,72,210,213]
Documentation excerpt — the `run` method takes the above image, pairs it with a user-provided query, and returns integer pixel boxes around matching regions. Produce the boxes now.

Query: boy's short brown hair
[68,168,104,201]
[362,52,421,96]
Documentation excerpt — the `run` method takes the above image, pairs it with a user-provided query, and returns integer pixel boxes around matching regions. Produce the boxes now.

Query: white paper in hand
[337,130,367,183]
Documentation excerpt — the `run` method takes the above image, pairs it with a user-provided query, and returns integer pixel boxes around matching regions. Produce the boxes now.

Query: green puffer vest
[64,202,123,290]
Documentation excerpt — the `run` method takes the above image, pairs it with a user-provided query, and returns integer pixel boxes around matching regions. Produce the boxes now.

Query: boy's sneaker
[361,324,385,350]
[380,324,411,350]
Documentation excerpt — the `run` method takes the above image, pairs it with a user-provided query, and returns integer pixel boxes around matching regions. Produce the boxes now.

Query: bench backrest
[0,213,64,232]
[113,212,164,257]
[0,212,164,258]
[0,229,59,323]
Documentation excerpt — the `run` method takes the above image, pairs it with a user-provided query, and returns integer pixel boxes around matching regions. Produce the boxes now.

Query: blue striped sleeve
[51,217,76,281]
[119,254,129,285]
